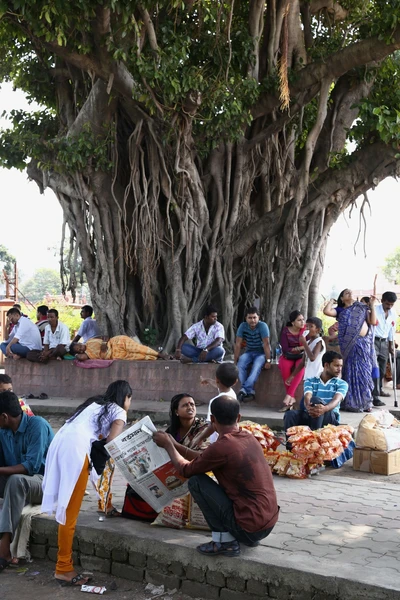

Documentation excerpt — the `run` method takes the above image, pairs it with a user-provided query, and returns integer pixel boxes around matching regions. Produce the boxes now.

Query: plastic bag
[151,495,190,529]
[273,453,293,476]
[286,458,307,479]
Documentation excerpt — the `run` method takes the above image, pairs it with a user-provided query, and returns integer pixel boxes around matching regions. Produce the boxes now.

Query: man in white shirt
[71,305,101,344]
[373,291,397,407]
[175,305,225,363]
[0,308,42,359]
[27,309,71,363]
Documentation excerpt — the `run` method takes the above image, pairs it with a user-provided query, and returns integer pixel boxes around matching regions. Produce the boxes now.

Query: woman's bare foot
[282,394,293,407]
[54,571,91,586]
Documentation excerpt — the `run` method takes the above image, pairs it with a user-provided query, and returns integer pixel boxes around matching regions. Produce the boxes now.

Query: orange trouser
[56,455,89,574]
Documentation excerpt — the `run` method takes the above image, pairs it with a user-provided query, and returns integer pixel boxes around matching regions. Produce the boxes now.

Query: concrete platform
[23,389,400,600]
[5,358,303,409]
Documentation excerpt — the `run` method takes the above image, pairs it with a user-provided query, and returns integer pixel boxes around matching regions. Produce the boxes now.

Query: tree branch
[232,140,400,258]
[253,25,400,119]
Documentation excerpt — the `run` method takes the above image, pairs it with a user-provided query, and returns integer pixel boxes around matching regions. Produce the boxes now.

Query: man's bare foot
[180,356,192,364]
[12,354,21,360]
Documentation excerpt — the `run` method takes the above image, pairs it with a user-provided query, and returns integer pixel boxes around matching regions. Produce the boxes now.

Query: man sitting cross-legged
[0,308,42,360]
[27,309,71,363]
[0,391,54,571]
[284,351,348,434]
[175,305,225,364]
[154,395,279,557]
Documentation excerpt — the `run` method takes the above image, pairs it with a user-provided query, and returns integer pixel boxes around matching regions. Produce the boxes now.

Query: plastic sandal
[55,574,92,587]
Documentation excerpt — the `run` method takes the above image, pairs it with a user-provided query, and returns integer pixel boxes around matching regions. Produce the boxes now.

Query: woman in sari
[324,289,379,412]
[166,393,208,450]
[70,336,169,361]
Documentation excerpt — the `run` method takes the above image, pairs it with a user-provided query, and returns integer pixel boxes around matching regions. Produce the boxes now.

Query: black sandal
[196,540,240,557]
[0,557,10,572]
[55,574,92,587]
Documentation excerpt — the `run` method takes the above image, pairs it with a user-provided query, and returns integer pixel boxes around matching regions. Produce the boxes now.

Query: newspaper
[105,416,188,512]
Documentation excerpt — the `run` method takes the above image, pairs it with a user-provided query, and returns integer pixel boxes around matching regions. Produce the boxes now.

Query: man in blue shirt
[234,307,271,402]
[284,351,348,434]
[0,391,54,571]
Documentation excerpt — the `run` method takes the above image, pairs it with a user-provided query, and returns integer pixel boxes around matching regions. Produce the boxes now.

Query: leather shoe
[373,398,386,407]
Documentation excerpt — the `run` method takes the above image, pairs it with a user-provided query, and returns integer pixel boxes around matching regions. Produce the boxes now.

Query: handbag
[121,485,158,522]
[284,351,304,360]
[90,439,110,475]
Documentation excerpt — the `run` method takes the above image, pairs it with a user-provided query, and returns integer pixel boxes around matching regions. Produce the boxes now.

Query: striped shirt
[303,376,348,418]
[236,321,270,353]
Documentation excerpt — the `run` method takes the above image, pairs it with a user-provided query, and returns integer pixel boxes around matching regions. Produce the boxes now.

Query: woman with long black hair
[166,393,208,450]
[41,380,132,586]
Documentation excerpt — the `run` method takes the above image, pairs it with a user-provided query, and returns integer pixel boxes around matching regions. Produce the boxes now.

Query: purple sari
[337,302,378,411]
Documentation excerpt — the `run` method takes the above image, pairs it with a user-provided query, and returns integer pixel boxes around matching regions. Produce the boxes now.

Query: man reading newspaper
[153,394,279,557]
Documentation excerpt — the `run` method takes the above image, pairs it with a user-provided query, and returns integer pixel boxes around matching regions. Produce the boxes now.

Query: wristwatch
[265,358,271,363]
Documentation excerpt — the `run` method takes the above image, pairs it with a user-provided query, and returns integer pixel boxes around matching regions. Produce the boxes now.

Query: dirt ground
[1,558,202,600]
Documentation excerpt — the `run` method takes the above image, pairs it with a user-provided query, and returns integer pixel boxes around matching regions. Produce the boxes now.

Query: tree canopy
[1,1,400,346]
[21,268,62,303]
[0,244,15,275]
[383,247,400,285]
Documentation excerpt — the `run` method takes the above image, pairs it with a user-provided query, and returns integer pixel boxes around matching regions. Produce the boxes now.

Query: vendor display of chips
[245,419,354,479]
[240,420,280,451]
[287,424,355,470]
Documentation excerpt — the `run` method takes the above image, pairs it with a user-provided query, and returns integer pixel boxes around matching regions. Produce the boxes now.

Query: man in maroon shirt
[154,395,279,557]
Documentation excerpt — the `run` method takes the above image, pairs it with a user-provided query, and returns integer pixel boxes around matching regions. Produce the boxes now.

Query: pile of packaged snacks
[240,420,280,451]
[262,424,354,478]
[287,424,354,469]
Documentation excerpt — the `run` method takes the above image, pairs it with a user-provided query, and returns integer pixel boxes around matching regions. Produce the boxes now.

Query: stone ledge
[29,513,400,600]
[6,358,301,409]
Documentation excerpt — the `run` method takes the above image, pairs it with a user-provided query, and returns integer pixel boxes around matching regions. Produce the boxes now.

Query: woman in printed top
[285,317,326,408]
[166,393,208,450]
[278,310,306,411]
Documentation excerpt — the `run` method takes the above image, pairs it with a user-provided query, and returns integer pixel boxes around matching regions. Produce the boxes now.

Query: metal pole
[391,323,398,408]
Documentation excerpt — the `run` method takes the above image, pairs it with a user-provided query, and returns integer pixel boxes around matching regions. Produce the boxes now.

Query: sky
[0,82,399,292]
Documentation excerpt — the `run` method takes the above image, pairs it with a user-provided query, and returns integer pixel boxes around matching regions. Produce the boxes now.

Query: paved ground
[7,384,400,597]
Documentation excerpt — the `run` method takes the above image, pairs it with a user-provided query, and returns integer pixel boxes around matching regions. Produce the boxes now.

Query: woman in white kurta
[42,380,132,586]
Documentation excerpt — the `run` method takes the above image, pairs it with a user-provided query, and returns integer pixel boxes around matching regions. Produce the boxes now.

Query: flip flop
[55,574,92,587]
[8,557,21,568]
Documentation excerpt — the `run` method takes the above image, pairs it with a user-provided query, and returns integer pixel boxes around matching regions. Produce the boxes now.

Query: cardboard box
[353,447,400,476]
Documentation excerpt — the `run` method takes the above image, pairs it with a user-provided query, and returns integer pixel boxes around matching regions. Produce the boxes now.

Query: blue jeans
[284,397,339,433]
[0,341,30,357]
[188,474,275,546]
[181,342,224,363]
[237,351,266,395]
